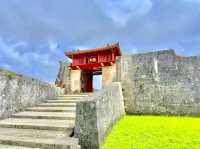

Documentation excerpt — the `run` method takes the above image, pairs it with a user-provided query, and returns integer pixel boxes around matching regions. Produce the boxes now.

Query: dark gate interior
[81,69,102,92]
[81,70,93,92]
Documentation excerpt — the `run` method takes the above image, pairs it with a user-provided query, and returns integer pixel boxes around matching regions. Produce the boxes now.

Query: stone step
[54,96,88,100]
[0,137,78,149]
[38,102,76,107]
[0,127,69,139]
[0,128,77,149]
[12,111,75,120]
[46,99,82,103]
[0,118,74,131]
[0,144,40,149]
[26,106,76,112]
[0,94,82,149]
[58,94,89,97]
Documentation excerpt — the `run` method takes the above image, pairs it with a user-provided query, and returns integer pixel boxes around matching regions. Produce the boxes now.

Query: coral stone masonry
[0,69,64,119]
[116,50,200,115]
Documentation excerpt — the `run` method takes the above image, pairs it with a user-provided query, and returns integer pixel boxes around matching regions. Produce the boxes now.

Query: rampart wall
[117,50,200,115]
[0,69,63,119]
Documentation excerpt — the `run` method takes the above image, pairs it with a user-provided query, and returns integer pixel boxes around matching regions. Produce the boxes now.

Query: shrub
[4,71,17,80]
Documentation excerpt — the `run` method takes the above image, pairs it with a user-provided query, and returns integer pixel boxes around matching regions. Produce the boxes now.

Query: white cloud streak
[95,0,152,26]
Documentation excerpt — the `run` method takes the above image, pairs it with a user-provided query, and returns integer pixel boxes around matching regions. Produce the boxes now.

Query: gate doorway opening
[93,75,102,91]
[81,69,102,92]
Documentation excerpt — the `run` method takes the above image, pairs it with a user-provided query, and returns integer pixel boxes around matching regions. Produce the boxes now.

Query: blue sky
[0,0,200,85]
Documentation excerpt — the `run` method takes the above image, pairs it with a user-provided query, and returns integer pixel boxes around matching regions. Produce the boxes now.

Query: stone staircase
[0,94,89,149]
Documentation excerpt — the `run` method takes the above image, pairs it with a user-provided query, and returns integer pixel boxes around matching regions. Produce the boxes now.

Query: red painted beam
[69,61,115,70]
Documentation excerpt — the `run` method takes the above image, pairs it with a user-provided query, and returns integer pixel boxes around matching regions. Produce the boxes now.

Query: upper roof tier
[65,43,121,59]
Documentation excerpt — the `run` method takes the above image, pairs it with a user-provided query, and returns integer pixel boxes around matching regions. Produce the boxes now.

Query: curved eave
[65,43,121,59]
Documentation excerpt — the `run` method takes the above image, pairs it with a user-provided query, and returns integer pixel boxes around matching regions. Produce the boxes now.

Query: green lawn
[101,116,200,149]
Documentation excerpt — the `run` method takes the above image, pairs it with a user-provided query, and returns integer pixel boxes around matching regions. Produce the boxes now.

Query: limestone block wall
[70,69,81,93]
[116,50,200,115]
[74,82,125,149]
[55,61,71,93]
[102,64,116,86]
[0,69,64,119]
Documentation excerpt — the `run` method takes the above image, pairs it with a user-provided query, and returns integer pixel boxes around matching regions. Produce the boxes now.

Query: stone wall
[55,61,71,93]
[102,64,117,87]
[70,69,81,93]
[74,82,125,149]
[0,69,63,119]
[116,50,200,115]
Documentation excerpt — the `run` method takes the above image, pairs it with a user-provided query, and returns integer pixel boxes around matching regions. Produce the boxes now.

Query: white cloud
[0,37,57,68]
[12,41,27,48]
[95,0,152,26]
[49,40,59,52]
[0,36,60,82]
[0,37,21,60]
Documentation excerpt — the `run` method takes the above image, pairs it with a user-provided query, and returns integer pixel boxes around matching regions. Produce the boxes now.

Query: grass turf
[101,116,200,149]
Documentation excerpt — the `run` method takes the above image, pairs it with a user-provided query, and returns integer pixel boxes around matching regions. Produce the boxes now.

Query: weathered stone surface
[11,111,75,120]
[116,50,200,115]
[0,144,40,149]
[26,106,76,112]
[0,69,63,119]
[55,61,72,93]
[70,70,81,93]
[102,64,117,87]
[74,82,125,149]
[0,118,74,130]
